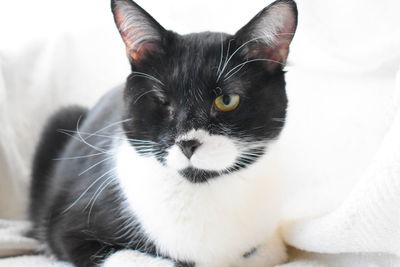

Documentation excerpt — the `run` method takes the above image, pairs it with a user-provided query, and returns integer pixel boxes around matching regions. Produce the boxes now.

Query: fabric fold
[283,67,400,256]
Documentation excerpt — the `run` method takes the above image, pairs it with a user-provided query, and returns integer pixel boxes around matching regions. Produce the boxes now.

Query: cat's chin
[178,167,221,183]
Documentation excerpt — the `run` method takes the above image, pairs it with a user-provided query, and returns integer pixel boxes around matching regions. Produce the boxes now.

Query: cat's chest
[115,141,280,264]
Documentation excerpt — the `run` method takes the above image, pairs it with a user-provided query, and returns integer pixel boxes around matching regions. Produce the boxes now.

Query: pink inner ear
[127,43,159,62]
[113,4,162,62]
[248,42,290,71]
[243,2,297,71]
[263,13,296,66]
[265,43,290,64]
[114,9,135,49]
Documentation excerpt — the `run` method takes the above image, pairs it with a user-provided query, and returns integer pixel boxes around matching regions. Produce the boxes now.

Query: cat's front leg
[102,250,176,267]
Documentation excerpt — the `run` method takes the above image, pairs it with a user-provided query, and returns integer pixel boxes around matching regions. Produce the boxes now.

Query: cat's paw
[235,232,287,267]
[102,250,175,267]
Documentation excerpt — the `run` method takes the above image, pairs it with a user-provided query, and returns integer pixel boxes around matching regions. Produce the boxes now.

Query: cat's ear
[111,0,166,63]
[234,0,298,71]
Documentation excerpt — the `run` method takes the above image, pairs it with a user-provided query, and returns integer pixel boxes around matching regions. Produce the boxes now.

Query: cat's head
[111,0,297,183]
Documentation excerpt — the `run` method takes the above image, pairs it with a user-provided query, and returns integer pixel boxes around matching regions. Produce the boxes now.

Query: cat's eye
[214,94,240,112]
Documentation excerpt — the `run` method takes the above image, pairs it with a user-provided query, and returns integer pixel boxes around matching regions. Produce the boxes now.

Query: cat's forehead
[177,32,229,52]
[168,32,231,67]
[162,32,240,92]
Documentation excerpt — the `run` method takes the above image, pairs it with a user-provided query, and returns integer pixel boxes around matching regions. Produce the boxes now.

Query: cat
[29,0,298,266]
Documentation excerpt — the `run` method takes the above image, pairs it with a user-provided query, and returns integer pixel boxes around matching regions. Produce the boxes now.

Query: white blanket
[1,220,399,267]
[283,68,400,256]
[1,0,400,266]
[0,220,38,258]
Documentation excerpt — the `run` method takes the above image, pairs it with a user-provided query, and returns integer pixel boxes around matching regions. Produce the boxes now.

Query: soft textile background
[1,0,400,266]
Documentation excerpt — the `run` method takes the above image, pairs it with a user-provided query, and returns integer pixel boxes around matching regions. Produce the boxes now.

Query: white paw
[102,250,175,267]
[235,232,287,267]
[276,261,326,267]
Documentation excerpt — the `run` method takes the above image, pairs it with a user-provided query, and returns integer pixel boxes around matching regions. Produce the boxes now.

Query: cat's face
[112,0,297,183]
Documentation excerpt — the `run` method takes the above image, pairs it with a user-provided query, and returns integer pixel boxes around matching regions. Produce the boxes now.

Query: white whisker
[217,36,264,82]
[133,89,161,105]
[62,168,116,214]
[129,71,164,85]
[86,118,132,139]
[59,131,112,154]
[78,157,113,176]
[216,33,224,76]
[58,129,158,145]
[224,58,283,81]
[75,117,109,154]
[86,176,117,224]
[53,152,106,160]
[271,117,286,122]
[223,38,233,69]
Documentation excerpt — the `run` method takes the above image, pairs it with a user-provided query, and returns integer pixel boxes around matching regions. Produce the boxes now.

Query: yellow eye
[214,94,240,112]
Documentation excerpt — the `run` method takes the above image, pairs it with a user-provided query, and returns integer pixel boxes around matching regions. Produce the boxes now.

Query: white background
[1,1,400,266]
[0,0,400,225]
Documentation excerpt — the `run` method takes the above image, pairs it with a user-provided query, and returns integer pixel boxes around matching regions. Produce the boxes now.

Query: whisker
[62,168,116,214]
[132,145,161,149]
[224,61,246,81]
[58,129,158,145]
[57,129,113,155]
[216,33,224,76]
[223,38,233,70]
[224,58,283,81]
[75,117,108,154]
[78,157,113,176]
[133,89,161,105]
[134,148,160,152]
[248,125,268,131]
[53,152,106,160]
[217,36,264,82]
[86,176,117,224]
[86,174,116,211]
[239,154,262,160]
[271,118,286,123]
[86,118,132,139]
[129,71,164,86]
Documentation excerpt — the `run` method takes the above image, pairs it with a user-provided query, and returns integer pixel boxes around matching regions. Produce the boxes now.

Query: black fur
[122,31,289,183]
[30,106,88,223]
[30,91,157,265]
[30,0,297,266]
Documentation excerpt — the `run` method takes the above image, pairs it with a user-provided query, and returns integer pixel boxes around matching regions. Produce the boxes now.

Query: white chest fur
[115,140,284,266]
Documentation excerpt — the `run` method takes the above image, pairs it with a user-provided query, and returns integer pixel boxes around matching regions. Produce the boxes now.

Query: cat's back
[30,86,125,228]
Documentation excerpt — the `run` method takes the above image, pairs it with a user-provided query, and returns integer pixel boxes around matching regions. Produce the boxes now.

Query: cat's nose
[177,140,201,159]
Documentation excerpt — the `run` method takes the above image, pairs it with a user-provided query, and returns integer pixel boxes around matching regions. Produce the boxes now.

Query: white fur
[167,129,238,171]
[102,250,174,267]
[114,129,286,266]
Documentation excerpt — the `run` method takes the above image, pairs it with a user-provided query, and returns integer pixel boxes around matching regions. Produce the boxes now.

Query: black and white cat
[30,0,298,266]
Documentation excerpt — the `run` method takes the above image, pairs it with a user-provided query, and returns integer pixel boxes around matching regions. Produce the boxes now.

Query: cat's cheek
[165,145,190,169]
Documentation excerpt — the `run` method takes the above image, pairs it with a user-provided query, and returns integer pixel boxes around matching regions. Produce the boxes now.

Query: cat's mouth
[161,129,269,183]
[178,146,266,183]
[178,167,221,183]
